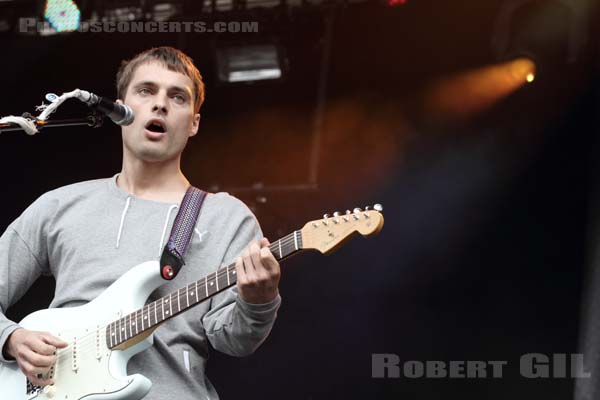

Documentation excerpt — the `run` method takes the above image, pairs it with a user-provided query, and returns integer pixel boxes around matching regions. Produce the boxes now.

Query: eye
[172,94,185,103]
[138,87,151,95]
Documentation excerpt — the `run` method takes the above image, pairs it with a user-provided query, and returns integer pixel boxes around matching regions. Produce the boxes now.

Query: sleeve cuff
[235,293,281,321]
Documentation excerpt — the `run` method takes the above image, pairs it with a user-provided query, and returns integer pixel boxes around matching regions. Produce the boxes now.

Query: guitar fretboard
[106,230,302,349]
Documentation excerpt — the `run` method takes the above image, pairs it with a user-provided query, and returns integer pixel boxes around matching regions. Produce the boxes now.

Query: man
[0,46,281,399]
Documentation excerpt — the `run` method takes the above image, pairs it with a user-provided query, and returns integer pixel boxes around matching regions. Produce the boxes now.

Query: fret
[109,323,114,347]
[161,298,165,321]
[118,318,122,344]
[227,265,230,286]
[133,311,138,335]
[126,314,131,340]
[154,300,158,326]
[215,271,219,291]
[278,239,282,259]
[282,238,289,257]
[204,276,208,297]
[194,280,198,301]
[165,295,171,317]
[177,289,181,313]
[186,285,190,308]
[131,311,136,335]
[294,231,298,250]
[220,269,227,289]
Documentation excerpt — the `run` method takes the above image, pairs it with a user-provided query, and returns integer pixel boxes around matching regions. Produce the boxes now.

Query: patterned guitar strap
[159,186,207,280]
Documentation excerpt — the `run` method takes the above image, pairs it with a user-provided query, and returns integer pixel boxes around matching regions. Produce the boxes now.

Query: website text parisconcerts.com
[20,20,260,34]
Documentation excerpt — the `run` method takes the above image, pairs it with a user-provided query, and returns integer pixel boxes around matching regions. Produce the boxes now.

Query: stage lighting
[44,0,81,32]
[508,57,536,83]
[216,44,284,83]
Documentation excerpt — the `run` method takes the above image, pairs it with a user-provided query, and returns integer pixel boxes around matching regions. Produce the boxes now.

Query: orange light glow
[423,57,536,121]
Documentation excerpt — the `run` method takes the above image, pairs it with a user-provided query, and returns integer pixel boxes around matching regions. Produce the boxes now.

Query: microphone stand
[0,112,104,133]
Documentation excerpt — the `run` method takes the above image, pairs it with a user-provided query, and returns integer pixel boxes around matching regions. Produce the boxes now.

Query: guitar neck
[106,230,303,349]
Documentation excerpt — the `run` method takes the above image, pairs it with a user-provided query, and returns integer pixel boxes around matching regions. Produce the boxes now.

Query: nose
[152,93,168,115]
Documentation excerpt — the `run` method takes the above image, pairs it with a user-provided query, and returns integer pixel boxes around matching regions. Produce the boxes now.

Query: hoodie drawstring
[116,196,131,249]
[115,198,180,255]
[158,204,179,257]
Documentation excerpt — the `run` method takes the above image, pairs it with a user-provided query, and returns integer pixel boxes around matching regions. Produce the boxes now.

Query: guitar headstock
[300,204,384,255]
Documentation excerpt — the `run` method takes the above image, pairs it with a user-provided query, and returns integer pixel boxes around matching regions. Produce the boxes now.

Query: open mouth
[145,119,166,134]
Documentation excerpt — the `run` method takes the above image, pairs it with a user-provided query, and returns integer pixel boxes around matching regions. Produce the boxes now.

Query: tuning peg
[323,213,330,219]
[374,204,383,212]
[364,206,370,211]
[322,214,329,225]
[343,210,351,222]
[332,211,341,224]
[353,208,362,213]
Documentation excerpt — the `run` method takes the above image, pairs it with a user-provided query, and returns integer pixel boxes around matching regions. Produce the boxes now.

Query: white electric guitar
[0,206,384,400]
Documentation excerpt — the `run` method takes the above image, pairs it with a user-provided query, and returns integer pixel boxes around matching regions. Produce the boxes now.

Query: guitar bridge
[26,378,42,399]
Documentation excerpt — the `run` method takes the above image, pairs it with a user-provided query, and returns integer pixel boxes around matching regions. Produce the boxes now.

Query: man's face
[120,61,200,163]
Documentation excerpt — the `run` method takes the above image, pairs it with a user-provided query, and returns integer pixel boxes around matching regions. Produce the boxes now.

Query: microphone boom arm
[0,112,104,133]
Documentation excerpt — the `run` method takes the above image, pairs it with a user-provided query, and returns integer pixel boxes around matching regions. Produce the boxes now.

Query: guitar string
[51,233,301,365]
[48,214,363,366]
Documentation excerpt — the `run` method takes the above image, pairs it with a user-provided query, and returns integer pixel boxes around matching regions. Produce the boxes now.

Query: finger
[20,359,52,378]
[260,237,270,247]
[242,245,257,279]
[249,241,263,273]
[29,337,57,356]
[23,351,56,369]
[235,256,246,285]
[42,333,68,349]
[259,247,279,274]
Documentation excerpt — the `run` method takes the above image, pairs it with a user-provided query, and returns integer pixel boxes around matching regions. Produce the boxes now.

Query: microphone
[78,91,134,126]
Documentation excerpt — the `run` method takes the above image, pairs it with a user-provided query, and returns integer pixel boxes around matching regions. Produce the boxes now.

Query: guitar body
[0,260,163,400]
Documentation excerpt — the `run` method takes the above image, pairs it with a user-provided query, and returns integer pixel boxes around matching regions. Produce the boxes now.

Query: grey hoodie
[0,174,281,399]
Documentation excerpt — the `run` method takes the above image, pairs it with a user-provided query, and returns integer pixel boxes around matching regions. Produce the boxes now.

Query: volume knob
[42,385,56,399]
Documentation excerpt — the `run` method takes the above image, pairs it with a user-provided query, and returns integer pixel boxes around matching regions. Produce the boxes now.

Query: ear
[116,99,124,105]
[190,113,201,137]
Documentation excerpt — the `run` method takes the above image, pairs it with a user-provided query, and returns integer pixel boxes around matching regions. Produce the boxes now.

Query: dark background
[1,0,598,398]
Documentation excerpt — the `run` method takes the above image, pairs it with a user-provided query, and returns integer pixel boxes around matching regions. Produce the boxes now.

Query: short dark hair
[116,46,205,113]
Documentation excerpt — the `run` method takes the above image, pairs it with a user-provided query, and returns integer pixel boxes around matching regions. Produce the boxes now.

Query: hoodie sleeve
[0,195,54,363]
[201,202,281,357]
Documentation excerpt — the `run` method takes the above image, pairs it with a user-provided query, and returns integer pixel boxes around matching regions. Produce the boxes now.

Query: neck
[118,155,190,203]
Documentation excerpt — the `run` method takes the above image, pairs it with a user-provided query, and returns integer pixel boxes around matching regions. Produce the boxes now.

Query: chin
[132,147,171,163]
